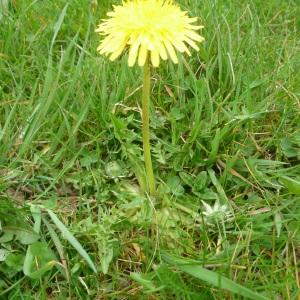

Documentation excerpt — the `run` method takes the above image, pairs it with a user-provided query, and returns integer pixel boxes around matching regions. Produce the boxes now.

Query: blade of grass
[163,253,269,300]
[42,216,69,281]
[47,209,97,273]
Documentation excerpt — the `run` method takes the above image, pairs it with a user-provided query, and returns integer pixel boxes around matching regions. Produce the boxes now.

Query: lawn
[0,0,300,299]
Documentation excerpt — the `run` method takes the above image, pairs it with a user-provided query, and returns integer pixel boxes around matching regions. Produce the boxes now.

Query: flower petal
[138,44,148,66]
[109,40,128,60]
[183,36,199,51]
[95,0,204,67]
[185,30,204,42]
[163,39,178,64]
[150,49,160,67]
[156,39,168,61]
[171,38,190,55]
[128,38,141,66]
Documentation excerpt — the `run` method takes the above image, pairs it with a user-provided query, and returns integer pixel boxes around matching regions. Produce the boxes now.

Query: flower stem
[142,57,155,195]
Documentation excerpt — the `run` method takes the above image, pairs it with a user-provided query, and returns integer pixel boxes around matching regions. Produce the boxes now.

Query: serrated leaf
[80,154,99,167]
[101,246,113,275]
[194,171,208,192]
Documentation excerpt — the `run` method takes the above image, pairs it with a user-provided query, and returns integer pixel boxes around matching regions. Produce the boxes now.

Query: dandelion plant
[96,0,204,195]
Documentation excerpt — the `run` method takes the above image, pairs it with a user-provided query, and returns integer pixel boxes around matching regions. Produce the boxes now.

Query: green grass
[1,0,300,299]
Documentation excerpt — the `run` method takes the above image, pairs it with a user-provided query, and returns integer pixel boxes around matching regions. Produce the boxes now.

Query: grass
[0,0,300,299]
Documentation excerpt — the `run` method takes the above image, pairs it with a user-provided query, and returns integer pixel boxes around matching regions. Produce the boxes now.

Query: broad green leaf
[16,230,39,245]
[2,227,39,245]
[163,254,268,300]
[47,209,97,273]
[30,242,56,261]
[280,176,300,195]
[5,253,24,272]
[0,232,14,243]
[23,206,42,277]
[27,261,56,280]
[24,242,57,279]
[23,248,33,277]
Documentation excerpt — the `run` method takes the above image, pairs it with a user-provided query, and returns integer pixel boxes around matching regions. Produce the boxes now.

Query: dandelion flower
[96,0,204,67]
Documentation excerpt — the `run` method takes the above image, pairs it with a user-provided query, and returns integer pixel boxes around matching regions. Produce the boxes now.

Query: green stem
[142,56,156,195]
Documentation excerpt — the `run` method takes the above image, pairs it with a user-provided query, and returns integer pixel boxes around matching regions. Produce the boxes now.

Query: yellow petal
[156,40,168,60]
[109,50,122,61]
[100,36,127,55]
[138,45,148,66]
[183,37,199,51]
[186,17,198,24]
[97,36,113,52]
[147,40,155,51]
[163,39,178,64]
[128,38,141,66]
[97,44,104,52]
[185,24,204,30]
[95,0,204,66]
[151,49,160,67]
[185,30,204,42]
[171,38,189,53]
[109,40,128,61]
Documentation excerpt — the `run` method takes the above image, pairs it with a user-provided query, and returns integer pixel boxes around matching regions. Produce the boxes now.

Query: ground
[0,0,299,299]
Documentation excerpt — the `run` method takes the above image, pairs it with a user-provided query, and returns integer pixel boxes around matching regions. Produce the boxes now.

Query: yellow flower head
[96,0,204,67]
